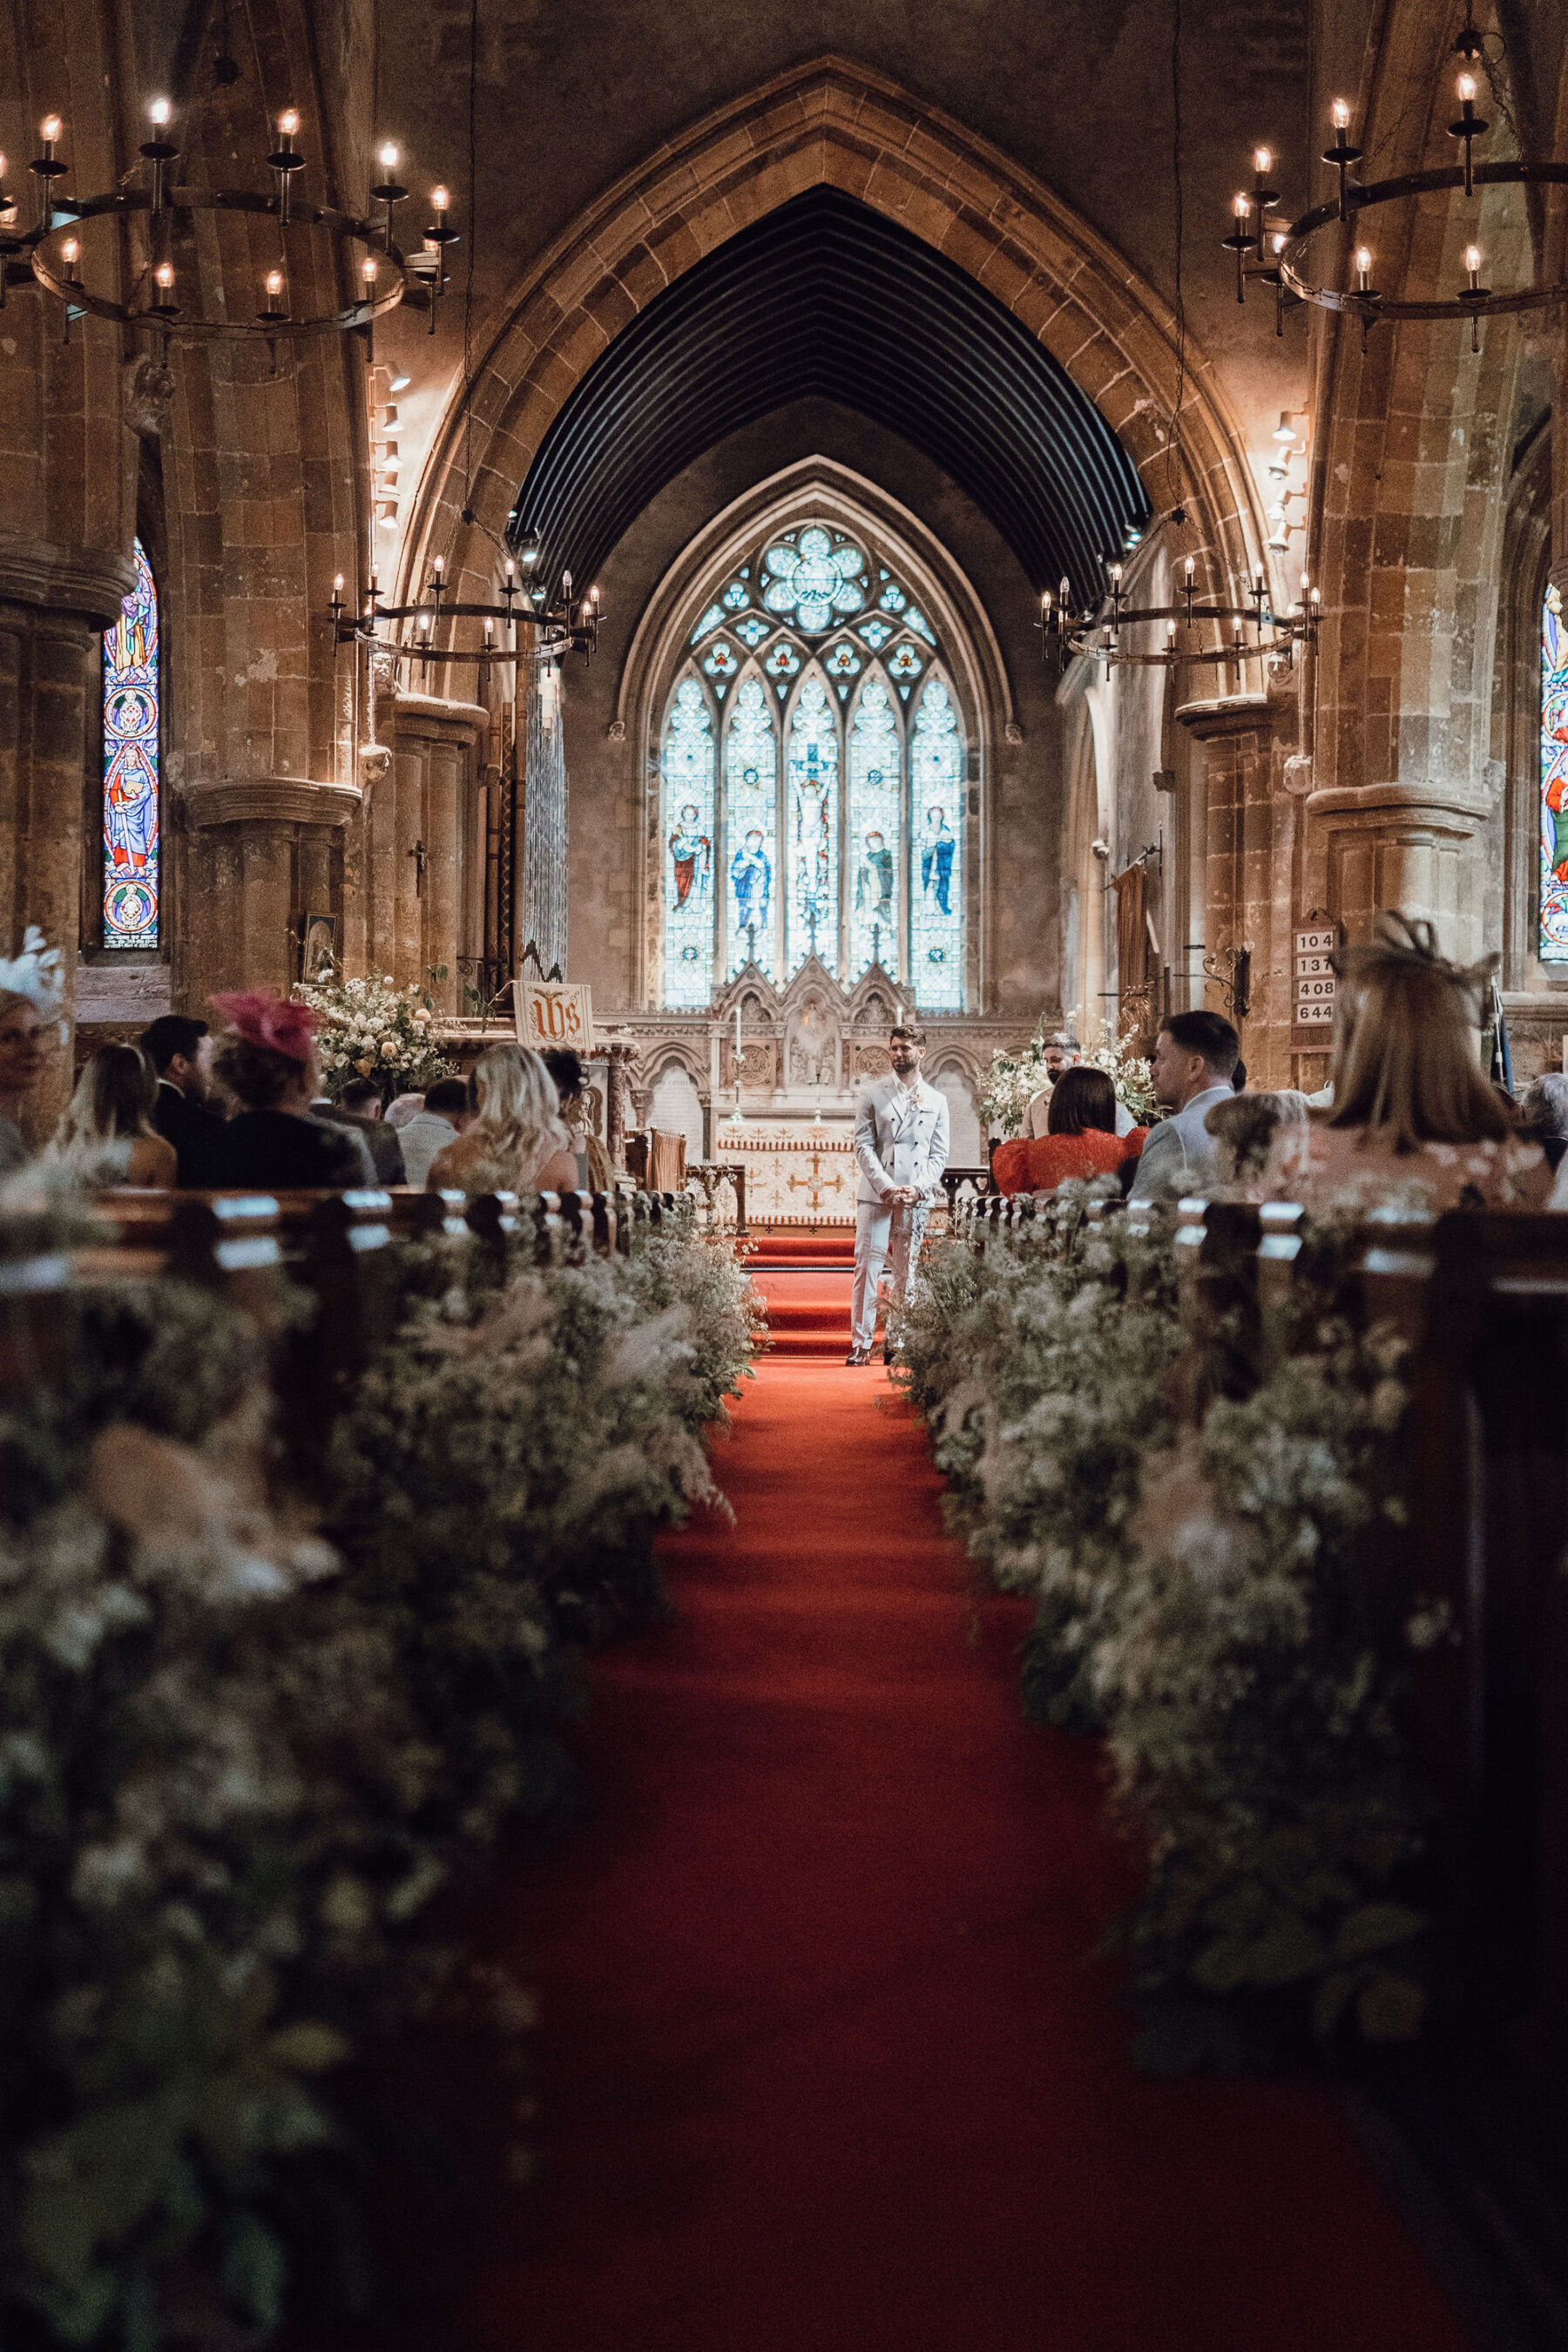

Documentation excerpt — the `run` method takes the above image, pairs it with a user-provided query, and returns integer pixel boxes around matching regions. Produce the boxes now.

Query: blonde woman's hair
[51,1044,158,1154]
[1324,912,1513,1152]
[470,1043,568,1179]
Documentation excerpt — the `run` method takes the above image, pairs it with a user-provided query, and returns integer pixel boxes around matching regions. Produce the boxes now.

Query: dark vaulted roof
[508,186,1151,605]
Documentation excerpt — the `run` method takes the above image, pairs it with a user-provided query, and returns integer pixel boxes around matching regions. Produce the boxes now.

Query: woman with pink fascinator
[204,993,375,1190]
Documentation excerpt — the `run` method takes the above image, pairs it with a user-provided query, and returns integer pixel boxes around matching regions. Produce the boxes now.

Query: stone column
[180,779,363,1009]
[1175,693,1292,1084]
[0,537,137,1135]
[386,693,488,1012]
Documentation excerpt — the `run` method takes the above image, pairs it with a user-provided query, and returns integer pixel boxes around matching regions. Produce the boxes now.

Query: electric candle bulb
[1059,575,1070,600]
[1465,244,1482,272]
[1233,193,1251,219]
[1166,620,1178,645]
[1331,98,1351,130]
[1108,562,1123,585]
[60,236,78,264]
[149,98,172,126]
[278,108,300,137]
[434,554,444,577]
[1254,146,1272,172]
[362,255,378,283]
[377,141,400,170]
[265,268,284,298]
[0,156,8,179]
[334,573,344,593]
[1185,556,1195,582]
[1456,73,1477,105]
[1273,229,1288,254]
[504,558,516,581]
[430,184,449,213]
[1355,245,1372,287]
[154,260,174,289]
[418,612,430,634]
[39,115,63,145]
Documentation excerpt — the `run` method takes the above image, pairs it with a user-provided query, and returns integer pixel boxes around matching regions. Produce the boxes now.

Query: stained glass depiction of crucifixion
[787,675,838,977]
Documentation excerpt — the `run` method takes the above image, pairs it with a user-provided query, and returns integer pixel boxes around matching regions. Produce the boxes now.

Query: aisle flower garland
[895,1190,1430,2070]
[0,1209,757,2348]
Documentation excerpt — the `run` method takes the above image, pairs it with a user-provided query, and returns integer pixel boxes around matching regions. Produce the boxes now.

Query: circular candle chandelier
[0,95,457,347]
[330,545,603,677]
[1037,550,1319,673]
[1224,10,1568,352]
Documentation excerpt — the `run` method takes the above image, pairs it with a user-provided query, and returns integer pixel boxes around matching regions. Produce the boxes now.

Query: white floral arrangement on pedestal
[291,970,455,1100]
[979,1019,1158,1139]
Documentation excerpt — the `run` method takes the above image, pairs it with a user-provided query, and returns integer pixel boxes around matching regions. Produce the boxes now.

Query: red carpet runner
[747,1224,856,1357]
[358,1348,1471,2352]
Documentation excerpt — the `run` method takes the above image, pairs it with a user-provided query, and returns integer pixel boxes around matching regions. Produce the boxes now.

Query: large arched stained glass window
[661,679,716,1008]
[658,517,970,1009]
[848,677,900,981]
[103,537,160,950]
[910,678,963,1009]
[725,677,777,978]
[1542,583,1568,962]
[786,673,839,974]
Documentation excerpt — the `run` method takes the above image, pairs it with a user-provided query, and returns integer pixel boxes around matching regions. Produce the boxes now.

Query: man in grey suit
[849,1024,950,1366]
[1127,1009,1241,1201]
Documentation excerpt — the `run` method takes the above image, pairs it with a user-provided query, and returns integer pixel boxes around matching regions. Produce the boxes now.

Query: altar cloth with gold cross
[723,1119,856,1226]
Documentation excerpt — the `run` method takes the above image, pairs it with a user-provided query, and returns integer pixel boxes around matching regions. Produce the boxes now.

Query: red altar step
[747,1225,857,1359]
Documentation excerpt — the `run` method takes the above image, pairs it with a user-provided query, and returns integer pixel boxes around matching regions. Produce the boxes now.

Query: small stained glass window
[725,677,777,980]
[762,527,866,633]
[848,675,900,983]
[722,580,750,610]
[910,678,963,1009]
[858,618,893,650]
[1544,585,1568,961]
[735,615,770,648]
[691,603,725,644]
[103,537,159,950]
[702,641,739,684]
[786,673,840,974]
[661,679,716,1007]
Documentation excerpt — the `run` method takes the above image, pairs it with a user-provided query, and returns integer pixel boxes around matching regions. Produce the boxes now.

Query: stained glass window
[786,673,839,975]
[848,675,900,981]
[1542,584,1568,962]
[102,537,159,950]
[910,678,963,1009]
[658,520,970,1008]
[763,528,866,632]
[724,677,777,979]
[661,678,716,1007]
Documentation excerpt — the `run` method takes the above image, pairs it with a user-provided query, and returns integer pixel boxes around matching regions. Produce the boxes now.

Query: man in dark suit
[311,1076,407,1184]
[139,1014,224,1186]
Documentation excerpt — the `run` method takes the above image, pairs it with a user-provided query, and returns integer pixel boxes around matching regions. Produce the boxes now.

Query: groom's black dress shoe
[845,1347,871,1365]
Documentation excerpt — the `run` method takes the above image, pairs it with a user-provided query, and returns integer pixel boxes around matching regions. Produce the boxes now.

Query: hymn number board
[1292,923,1338,1045]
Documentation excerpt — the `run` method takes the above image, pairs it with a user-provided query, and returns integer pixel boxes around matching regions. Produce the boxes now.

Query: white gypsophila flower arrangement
[978,1017,1159,1138]
[292,969,454,1100]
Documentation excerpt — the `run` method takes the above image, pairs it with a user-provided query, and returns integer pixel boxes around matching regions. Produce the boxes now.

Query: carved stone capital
[390,691,489,748]
[358,742,394,788]
[124,355,174,441]
[606,718,627,742]
[1303,782,1492,835]
[0,531,137,629]
[182,776,363,830]
[1174,693,1272,745]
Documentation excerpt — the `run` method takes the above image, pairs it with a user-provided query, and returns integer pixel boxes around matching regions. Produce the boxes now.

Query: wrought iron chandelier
[1037,551,1319,673]
[0,93,456,347]
[1224,9,1568,351]
[330,546,602,679]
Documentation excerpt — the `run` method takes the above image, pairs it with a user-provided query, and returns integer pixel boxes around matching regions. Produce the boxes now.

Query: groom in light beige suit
[848,1024,950,1366]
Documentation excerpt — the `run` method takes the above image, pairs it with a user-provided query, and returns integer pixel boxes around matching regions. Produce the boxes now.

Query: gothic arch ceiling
[508,186,1151,610]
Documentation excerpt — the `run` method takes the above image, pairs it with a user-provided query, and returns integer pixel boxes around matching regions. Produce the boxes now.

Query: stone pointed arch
[402,55,1265,629]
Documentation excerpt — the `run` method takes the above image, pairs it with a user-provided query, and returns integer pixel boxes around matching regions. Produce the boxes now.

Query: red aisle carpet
[747,1223,856,1358]
[348,1346,1472,2352]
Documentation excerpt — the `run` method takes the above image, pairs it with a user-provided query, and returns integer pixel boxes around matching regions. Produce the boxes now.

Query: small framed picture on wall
[301,911,337,981]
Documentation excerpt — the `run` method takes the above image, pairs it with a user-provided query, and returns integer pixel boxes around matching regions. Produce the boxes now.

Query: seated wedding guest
[206,993,375,1189]
[43,1044,177,1189]
[139,1013,223,1186]
[992,1066,1149,1196]
[1258,913,1550,1211]
[398,1077,471,1188]
[384,1092,426,1130]
[312,1075,406,1185]
[1128,1010,1242,1200]
[427,1043,577,1196]
[0,988,48,1177]
[544,1046,612,1192]
[1519,1073,1568,1173]
[1204,1088,1308,1187]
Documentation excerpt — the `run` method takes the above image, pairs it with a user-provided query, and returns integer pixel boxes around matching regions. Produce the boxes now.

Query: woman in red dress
[992,1065,1148,1195]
